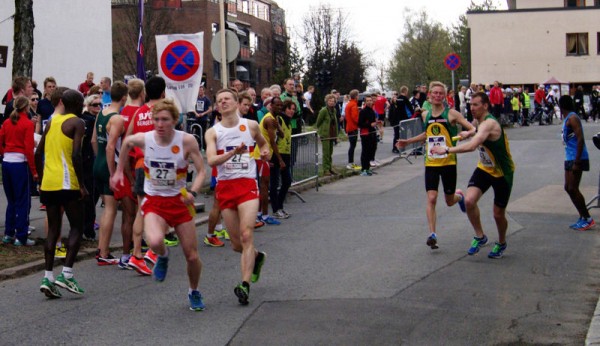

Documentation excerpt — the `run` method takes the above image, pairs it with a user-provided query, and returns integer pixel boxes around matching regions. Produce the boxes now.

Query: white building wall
[468,8,600,85]
[0,0,112,112]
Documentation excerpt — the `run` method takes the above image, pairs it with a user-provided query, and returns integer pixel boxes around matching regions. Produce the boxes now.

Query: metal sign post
[219,0,228,88]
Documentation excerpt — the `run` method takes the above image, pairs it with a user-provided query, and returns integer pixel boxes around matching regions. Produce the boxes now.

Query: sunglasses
[91,103,102,107]
[30,98,39,101]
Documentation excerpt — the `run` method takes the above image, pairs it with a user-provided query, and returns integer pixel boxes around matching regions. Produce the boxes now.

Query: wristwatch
[190,191,198,198]
[445,147,450,154]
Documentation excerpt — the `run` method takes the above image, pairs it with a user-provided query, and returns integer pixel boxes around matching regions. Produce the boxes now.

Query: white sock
[257,212,262,218]
[62,267,73,279]
[262,214,270,220]
[44,271,54,281]
[56,241,62,248]
[215,224,223,231]
[188,288,197,295]
[206,233,216,238]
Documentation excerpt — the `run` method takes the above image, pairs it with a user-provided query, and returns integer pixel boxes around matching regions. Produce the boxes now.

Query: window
[566,33,588,56]
[565,0,585,7]
[565,0,584,7]
[241,0,249,14]
[249,32,259,54]
[596,0,600,6]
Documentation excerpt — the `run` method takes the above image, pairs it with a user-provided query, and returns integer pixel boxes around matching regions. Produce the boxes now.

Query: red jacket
[344,99,359,133]
[489,86,504,106]
[0,112,37,176]
[534,89,545,105]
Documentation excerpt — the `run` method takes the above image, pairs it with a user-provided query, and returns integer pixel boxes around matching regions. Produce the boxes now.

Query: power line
[0,14,14,25]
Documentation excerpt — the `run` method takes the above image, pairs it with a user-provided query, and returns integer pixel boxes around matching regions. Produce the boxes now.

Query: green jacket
[316,106,338,139]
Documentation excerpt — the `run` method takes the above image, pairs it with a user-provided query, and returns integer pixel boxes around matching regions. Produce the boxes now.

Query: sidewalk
[0,126,403,279]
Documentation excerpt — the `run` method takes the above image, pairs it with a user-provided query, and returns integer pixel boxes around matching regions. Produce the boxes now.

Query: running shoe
[273,210,289,219]
[97,253,119,266]
[2,235,14,244]
[426,234,439,250]
[262,216,281,225]
[346,163,355,170]
[251,251,267,283]
[215,229,230,240]
[164,233,179,247]
[14,238,35,246]
[55,245,67,259]
[255,219,265,229]
[95,249,100,260]
[39,204,46,211]
[55,273,85,295]
[204,235,225,247]
[28,225,36,235]
[144,249,158,265]
[467,235,488,255]
[569,217,584,229]
[575,218,596,231]
[234,283,249,306]
[456,189,466,213]
[118,255,133,270]
[128,256,152,276]
[188,290,206,311]
[281,210,291,218]
[40,278,62,299]
[487,242,507,259]
[153,255,169,282]
[360,170,371,176]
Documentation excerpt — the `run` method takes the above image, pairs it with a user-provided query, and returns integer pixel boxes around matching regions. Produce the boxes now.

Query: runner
[396,81,476,250]
[111,99,207,310]
[35,89,87,298]
[204,89,269,306]
[430,92,515,259]
[559,95,594,231]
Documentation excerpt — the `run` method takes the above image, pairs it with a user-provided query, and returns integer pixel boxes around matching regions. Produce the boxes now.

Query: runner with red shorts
[205,88,270,306]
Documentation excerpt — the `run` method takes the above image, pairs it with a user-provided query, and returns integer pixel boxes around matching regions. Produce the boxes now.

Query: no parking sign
[156,32,204,113]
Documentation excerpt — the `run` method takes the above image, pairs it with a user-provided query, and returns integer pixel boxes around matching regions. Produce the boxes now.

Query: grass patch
[0,238,97,271]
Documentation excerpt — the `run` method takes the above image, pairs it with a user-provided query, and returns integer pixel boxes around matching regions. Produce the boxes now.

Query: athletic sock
[44,271,54,281]
[62,267,73,279]
[206,234,216,238]
[261,215,270,221]
[215,224,223,231]
[257,212,262,219]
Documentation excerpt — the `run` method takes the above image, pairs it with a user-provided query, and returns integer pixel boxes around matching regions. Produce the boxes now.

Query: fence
[398,117,424,164]
[290,131,319,193]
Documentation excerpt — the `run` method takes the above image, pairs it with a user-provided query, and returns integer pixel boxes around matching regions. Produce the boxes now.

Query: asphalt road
[2,121,600,345]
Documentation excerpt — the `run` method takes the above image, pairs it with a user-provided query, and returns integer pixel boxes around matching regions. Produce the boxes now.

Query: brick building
[112,0,288,95]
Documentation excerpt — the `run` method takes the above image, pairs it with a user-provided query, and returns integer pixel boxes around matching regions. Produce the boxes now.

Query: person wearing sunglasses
[80,95,102,241]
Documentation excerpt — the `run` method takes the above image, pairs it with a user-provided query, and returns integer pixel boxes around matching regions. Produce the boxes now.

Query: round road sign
[444,53,461,71]
[160,40,201,82]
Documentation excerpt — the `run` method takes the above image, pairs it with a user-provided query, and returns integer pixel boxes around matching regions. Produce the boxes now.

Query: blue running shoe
[426,234,438,250]
[153,255,169,282]
[188,290,206,311]
[575,218,596,231]
[569,217,584,229]
[262,215,281,225]
[456,189,466,213]
[467,235,488,255]
[488,242,507,259]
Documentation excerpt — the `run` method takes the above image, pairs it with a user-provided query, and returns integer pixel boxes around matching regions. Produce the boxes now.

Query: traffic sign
[444,53,461,71]
[160,40,201,82]
[210,30,240,64]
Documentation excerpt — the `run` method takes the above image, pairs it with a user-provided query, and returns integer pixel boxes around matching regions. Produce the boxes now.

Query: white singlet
[213,117,256,181]
[143,130,187,197]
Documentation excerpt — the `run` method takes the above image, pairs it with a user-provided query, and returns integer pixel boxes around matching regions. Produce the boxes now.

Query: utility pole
[219,0,228,88]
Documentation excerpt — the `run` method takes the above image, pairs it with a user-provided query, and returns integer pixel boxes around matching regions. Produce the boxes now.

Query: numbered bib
[478,147,494,167]
[427,136,447,159]
[224,146,250,172]
[149,160,176,189]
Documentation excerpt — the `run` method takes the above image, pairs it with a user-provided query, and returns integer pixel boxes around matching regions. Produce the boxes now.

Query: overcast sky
[274,0,507,85]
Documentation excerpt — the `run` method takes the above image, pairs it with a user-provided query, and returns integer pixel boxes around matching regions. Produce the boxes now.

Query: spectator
[31,80,42,99]
[316,93,339,176]
[302,85,314,124]
[489,81,504,120]
[80,94,101,240]
[190,85,211,149]
[78,72,95,96]
[358,95,379,176]
[345,89,360,170]
[520,87,530,126]
[37,77,57,122]
[0,96,38,246]
[3,76,34,126]
[574,86,585,120]
[270,100,294,219]
[389,87,413,154]
[99,77,112,108]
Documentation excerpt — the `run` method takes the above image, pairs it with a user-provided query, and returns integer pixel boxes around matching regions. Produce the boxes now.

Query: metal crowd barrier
[290,131,319,194]
[398,117,425,164]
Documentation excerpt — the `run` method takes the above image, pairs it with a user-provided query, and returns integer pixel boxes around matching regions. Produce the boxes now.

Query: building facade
[112,0,288,95]
[0,0,112,113]
[468,0,600,89]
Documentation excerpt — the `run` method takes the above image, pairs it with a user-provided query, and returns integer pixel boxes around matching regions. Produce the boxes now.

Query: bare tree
[112,1,174,81]
[12,0,34,77]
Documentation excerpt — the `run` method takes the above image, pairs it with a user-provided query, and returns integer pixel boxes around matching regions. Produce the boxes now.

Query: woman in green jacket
[316,93,339,175]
